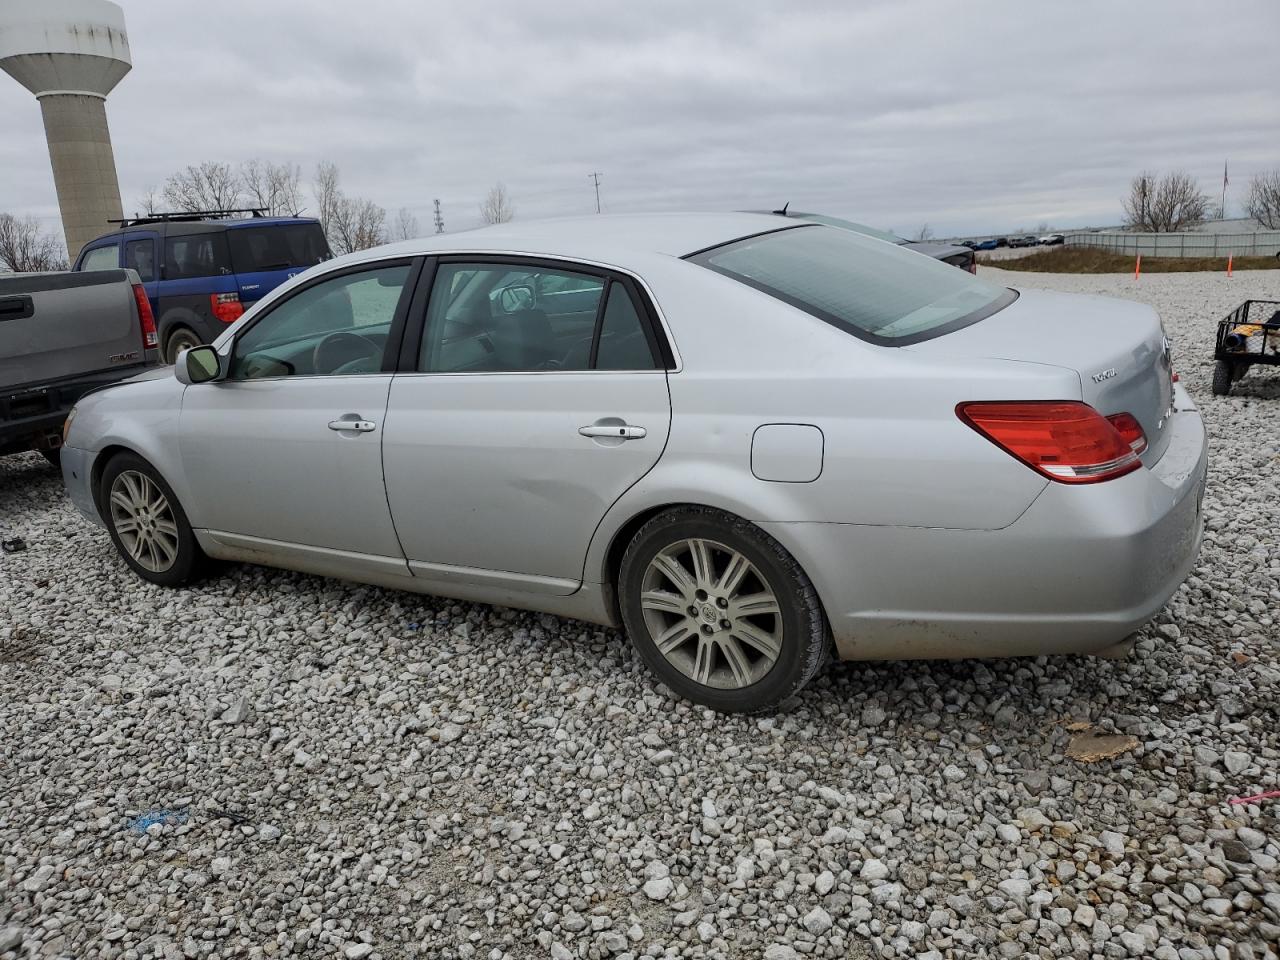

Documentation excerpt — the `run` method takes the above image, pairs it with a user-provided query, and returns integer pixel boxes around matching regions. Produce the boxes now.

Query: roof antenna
[772,202,790,216]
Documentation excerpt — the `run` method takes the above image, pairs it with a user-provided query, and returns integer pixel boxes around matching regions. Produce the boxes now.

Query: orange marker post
[1227,255,1233,278]
[1134,254,1142,279]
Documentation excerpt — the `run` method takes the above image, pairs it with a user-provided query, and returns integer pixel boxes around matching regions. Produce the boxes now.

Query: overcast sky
[1,0,1276,242]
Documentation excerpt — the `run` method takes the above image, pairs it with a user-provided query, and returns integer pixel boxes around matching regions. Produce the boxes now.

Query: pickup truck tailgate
[0,270,143,392]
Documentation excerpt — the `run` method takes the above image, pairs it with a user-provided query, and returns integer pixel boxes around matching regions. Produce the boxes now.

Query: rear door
[226,222,331,307]
[382,257,673,593]
[0,271,141,390]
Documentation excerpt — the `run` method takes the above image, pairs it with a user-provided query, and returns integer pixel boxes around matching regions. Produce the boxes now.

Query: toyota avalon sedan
[60,213,1207,712]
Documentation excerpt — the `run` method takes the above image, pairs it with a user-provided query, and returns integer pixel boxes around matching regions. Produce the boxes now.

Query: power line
[587,172,602,214]
[433,198,444,234]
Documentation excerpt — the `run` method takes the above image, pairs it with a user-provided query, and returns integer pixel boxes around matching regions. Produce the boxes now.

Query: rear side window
[595,283,657,370]
[124,239,156,282]
[688,225,1015,345]
[78,245,119,271]
[227,224,330,274]
[165,233,233,280]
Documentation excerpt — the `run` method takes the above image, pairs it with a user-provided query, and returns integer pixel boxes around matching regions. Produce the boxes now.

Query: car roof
[338,212,801,267]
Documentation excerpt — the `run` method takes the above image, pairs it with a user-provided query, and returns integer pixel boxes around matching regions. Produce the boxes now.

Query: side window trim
[398,254,674,374]
[227,256,421,380]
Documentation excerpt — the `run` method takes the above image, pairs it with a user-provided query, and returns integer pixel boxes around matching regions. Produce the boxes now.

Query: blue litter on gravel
[127,809,187,833]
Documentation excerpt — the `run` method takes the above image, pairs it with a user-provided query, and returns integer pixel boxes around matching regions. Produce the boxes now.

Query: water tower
[0,0,131,261]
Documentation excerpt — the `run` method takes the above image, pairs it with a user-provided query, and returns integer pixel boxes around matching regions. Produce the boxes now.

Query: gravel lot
[2,268,1278,960]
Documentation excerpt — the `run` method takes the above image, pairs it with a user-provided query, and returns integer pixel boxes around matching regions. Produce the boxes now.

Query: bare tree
[0,213,67,272]
[1122,170,1210,232]
[329,196,386,255]
[393,207,419,241]
[161,161,243,212]
[241,159,302,216]
[913,223,935,242]
[133,186,160,217]
[313,161,343,243]
[480,182,514,224]
[1245,168,1280,229]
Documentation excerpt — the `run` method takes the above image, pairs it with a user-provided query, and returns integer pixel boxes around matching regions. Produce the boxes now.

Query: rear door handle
[579,423,646,440]
[328,418,377,433]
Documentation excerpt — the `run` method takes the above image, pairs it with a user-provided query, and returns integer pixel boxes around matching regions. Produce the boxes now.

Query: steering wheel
[313,331,381,375]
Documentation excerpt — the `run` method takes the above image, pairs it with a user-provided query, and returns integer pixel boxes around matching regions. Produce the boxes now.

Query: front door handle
[579,423,646,440]
[328,418,377,433]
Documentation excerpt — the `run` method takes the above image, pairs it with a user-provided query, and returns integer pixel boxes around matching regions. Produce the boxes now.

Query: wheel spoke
[731,592,780,618]
[113,516,140,535]
[650,552,696,598]
[119,471,143,508]
[641,589,689,615]
[716,550,751,595]
[654,619,696,655]
[127,532,147,561]
[152,532,178,568]
[718,635,754,687]
[732,621,781,660]
[692,635,715,685]
[154,518,179,539]
[687,539,714,587]
[110,490,134,514]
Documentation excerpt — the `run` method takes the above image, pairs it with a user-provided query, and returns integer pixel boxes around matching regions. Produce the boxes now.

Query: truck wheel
[164,328,201,365]
[618,506,831,713]
[1211,360,1232,396]
[100,452,205,586]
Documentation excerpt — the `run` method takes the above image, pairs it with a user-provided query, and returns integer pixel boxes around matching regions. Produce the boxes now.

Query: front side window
[124,239,156,282]
[164,233,233,280]
[230,264,411,379]
[78,245,119,272]
[689,224,1015,345]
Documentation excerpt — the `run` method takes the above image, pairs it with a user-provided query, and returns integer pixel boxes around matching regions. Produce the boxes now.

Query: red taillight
[957,401,1143,484]
[1105,412,1148,455]
[210,292,244,324]
[132,283,158,350]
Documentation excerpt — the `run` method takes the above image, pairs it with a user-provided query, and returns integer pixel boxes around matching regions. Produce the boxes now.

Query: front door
[382,258,672,593]
[180,259,418,572]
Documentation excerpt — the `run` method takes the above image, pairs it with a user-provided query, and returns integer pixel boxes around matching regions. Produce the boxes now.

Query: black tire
[40,448,61,468]
[99,452,205,586]
[164,327,202,365]
[1211,360,1233,396]
[618,505,830,713]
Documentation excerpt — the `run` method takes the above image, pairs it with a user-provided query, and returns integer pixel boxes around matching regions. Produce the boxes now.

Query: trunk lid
[910,288,1176,463]
[0,270,142,392]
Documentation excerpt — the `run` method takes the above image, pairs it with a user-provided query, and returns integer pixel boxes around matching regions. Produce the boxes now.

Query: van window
[79,245,119,272]
[227,223,330,274]
[165,233,233,280]
[124,239,156,282]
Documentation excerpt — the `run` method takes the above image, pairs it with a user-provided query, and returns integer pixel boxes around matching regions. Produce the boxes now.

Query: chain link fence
[1065,230,1280,258]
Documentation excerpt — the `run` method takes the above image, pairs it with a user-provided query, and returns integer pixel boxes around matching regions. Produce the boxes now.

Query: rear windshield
[227,223,331,274]
[165,233,233,280]
[688,225,1015,345]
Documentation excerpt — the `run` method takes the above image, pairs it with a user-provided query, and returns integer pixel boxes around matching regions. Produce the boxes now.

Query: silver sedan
[61,213,1208,712]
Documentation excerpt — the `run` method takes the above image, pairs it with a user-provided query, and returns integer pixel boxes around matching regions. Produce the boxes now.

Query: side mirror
[175,345,221,385]
[497,284,534,313]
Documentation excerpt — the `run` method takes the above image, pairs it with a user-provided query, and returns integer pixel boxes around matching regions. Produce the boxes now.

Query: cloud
[0,0,1274,239]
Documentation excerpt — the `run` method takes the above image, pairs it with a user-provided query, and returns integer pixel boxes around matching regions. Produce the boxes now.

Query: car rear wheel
[164,327,202,365]
[100,452,205,586]
[1212,360,1233,396]
[619,506,830,712]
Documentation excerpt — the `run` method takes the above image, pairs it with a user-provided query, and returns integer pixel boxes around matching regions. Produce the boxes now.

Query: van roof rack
[108,208,270,228]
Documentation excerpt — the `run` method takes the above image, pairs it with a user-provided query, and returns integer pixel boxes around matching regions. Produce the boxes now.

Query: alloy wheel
[108,470,180,573]
[639,538,783,690]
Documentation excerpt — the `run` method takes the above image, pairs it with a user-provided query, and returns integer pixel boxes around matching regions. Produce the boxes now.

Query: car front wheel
[619,506,830,712]
[100,452,205,586]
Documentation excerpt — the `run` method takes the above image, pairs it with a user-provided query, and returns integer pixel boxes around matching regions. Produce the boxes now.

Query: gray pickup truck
[1,269,160,465]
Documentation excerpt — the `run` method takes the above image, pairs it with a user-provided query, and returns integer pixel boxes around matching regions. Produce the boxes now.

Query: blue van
[73,211,332,362]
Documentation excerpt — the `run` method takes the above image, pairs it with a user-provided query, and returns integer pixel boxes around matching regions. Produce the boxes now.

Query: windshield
[689,225,1015,345]
[227,223,331,274]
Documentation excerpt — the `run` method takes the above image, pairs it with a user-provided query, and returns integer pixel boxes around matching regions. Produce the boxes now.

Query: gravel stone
[2,267,1278,958]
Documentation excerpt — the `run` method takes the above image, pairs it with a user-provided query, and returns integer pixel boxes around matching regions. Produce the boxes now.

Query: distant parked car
[974,239,999,251]
[1,268,160,464]
[959,240,979,250]
[994,237,1009,248]
[62,213,1206,712]
[754,210,976,272]
[1008,236,1039,248]
[73,209,332,363]
[1039,234,1066,246]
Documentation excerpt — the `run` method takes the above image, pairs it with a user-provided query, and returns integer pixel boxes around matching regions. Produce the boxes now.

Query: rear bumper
[763,387,1208,660]
[1,363,155,456]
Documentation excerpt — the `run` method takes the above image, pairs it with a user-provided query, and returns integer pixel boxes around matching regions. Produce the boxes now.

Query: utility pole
[587,172,602,213]
[433,198,444,234]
